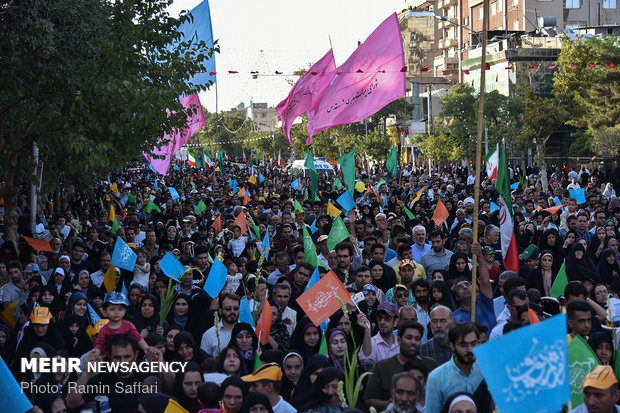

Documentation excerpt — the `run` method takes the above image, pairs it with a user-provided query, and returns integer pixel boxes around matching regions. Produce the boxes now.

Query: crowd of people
[1,157,619,413]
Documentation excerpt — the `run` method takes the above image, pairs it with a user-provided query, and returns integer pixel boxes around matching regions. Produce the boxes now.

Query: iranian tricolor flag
[243,151,247,163]
[485,143,499,181]
[188,152,196,167]
[203,150,213,169]
[495,140,519,272]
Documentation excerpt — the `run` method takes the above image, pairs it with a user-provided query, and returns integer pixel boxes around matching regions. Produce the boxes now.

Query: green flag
[304,148,318,201]
[386,147,397,174]
[303,226,318,268]
[217,151,224,170]
[110,216,122,234]
[194,200,207,215]
[253,351,263,372]
[403,205,415,220]
[145,200,161,214]
[294,199,304,213]
[127,192,135,204]
[190,181,196,188]
[318,334,328,356]
[338,147,355,193]
[549,262,568,298]
[569,334,600,406]
[303,188,308,201]
[333,178,343,191]
[327,216,350,251]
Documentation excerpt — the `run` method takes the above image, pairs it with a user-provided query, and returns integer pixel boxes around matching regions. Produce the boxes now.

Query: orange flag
[243,194,251,205]
[238,187,247,197]
[432,199,450,226]
[21,236,52,252]
[211,215,222,234]
[543,204,564,215]
[254,300,272,346]
[233,212,248,235]
[296,270,351,327]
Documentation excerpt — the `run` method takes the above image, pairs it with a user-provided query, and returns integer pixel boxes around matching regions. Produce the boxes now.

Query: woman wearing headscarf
[280,351,304,401]
[59,313,93,357]
[133,293,167,338]
[166,294,192,330]
[562,230,579,256]
[242,392,274,413]
[299,367,346,413]
[588,331,614,365]
[173,331,208,364]
[325,329,348,373]
[447,252,472,282]
[598,249,620,286]
[290,354,333,410]
[269,301,290,353]
[537,228,564,270]
[588,226,609,262]
[58,291,91,328]
[526,251,559,296]
[138,393,179,413]
[175,361,203,413]
[369,259,389,294]
[220,376,248,413]
[566,243,600,283]
[39,285,64,316]
[230,322,258,372]
[219,345,249,377]
[290,316,323,363]
[430,280,456,310]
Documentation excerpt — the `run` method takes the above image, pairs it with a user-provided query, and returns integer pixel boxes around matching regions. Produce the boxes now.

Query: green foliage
[568,130,594,155]
[592,126,620,157]
[192,111,250,156]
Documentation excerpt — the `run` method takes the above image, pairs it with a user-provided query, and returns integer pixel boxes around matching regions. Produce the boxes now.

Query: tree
[1,0,217,242]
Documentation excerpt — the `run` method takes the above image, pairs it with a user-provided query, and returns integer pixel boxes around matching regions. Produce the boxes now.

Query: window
[566,0,580,8]
[603,0,616,8]
[491,2,497,14]
[464,17,469,25]
[497,0,503,11]
[479,7,484,19]
[512,20,519,30]
[512,0,518,6]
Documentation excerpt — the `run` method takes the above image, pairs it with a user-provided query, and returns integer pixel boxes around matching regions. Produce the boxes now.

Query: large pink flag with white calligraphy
[306,13,406,140]
[144,94,205,175]
[276,50,336,145]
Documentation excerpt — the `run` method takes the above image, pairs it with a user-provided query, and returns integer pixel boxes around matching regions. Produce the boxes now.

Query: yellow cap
[30,307,52,325]
[582,365,618,390]
[399,259,415,268]
[241,362,283,382]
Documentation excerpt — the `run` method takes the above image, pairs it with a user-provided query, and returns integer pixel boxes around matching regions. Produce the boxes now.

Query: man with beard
[200,292,240,357]
[425,323,485,413]
[411,279,431,339]
[381,372,421,413]
[420,306,454,365]
[364,320,439,411]
[359,303,400,371]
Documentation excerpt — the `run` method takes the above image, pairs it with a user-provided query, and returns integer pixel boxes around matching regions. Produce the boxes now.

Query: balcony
[439,38,458,49]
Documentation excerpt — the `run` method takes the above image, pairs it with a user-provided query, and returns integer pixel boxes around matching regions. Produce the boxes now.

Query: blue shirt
[411,242,431,264]
[425,356,484,413]
[453,294,497,331]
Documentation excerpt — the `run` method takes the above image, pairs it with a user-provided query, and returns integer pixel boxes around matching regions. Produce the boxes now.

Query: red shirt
[95,320,142,354]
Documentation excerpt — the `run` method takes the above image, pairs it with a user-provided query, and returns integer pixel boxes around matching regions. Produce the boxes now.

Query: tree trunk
[2,152,20,245]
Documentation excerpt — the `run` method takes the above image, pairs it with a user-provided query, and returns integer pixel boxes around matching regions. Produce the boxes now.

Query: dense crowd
[1,157,620,413]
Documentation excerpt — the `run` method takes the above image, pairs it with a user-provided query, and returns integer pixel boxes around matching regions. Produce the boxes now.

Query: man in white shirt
[272,282,297,336]
[200,293,239,357]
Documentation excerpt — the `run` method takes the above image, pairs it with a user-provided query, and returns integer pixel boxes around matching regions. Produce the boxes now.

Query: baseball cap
[394,283,409,292]
[241,363,283,382]
[30,306,52,325]
[377,302,398,318]
[318,235,329,243]
[104,291,128,307]
[24,263,40,273]
[481,246,495,256]
[520,244,539,260]
[399,259,415,268]
[582,366,618,390]
[362,284,377,295]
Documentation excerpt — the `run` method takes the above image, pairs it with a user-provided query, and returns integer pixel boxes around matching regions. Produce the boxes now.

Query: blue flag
[291,179,301,190]
[510,182,519,191]
[231,180,238,194]
[148,163,157,173]
[569,188,586,205]
[87,303,101,324]
[203,258,227,298]
[305,266,320,291]
[0,359,33,411]
[555,196,566,212]
[473,314,569,413]
[490,202,500,212]
[121,282,129,299]
[111,237,137,271]
[239,296,255,328]
[120,194,128,207]
[169,187,180,200]
[174,163,180,171]
[262,228,270,252]
[310,218,318,234]
[153,179,159,191]
[259,173,265,183]
[160,251,187,280]
[336,190,356,211]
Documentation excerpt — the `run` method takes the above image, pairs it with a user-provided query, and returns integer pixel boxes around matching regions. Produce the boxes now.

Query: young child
[481,246,501,281]
[222,260,242,294]
[132,249,151,289]
[227,225,248,259]
[358,283,379,332]
[88,292,155,361]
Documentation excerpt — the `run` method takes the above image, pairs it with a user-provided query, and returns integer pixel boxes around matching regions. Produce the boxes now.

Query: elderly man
[570,365,620,413]
[420,305,454,365]
[411,225,431,264]
[381,372,421,413]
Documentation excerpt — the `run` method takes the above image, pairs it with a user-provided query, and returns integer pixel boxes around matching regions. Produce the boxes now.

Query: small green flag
[338,147,355,194]
[327,215,350,251]
[303,226,318,268]
[386,147,397,174]
[110,216,122,234]
[251,225,261,240]
[549,262,568,298]
[333,178,343,191]
[294,199,304,213]
[194,200,207,215]
[190,181,196,188]
[318,334,328,356]
[403,205,415,220]
[304,148,318,201]
[127,192,135,204]
[145,200,161,214]
[253,351,263,372]
[303,188,308,201]
[569,334,600,406]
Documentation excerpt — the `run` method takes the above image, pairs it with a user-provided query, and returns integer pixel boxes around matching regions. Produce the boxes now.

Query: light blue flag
[0,359,33,411]
[291,179,301,190]
[120,193,128,207]
[336,190,356,211]
[149,195,156,201]
[231,180,238,194]
[569,188,586,205]
[239,296,255,328]
[555,196,566,212]
[473,314,569,413]
[203,258,227,298]
[173,0,216,87]
[111,237,137,271]
[153,179,159,191]
[169,187,180,200]
[305,266,320,291]
[310,218,318,234]
[259,173,265,183]
[262,228,270,252]
[174,163,180,171]
[148,163,157,173]
[490,202,500,212]
[510,182,519,191]
[160,251,187,280]
[320,319,330,333]
[87,303,101,324]
[121,282,129,300]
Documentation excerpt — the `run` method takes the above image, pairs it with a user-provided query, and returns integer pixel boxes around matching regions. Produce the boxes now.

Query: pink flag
[306,14,405,140]
[144,94,205,175]
[276,50,336,145]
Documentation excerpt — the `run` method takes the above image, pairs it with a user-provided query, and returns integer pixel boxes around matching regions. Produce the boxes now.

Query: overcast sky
[170,0,407,113]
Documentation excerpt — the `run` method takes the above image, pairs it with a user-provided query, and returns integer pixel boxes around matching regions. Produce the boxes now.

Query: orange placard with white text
[296,270,351,327]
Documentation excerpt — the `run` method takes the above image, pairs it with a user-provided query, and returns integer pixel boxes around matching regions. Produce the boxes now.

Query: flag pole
[470,0,489,322]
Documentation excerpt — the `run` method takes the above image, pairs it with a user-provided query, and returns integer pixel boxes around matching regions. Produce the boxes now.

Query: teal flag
[304,148,318,200]
[386,147,397,174]
[338,148,355,194]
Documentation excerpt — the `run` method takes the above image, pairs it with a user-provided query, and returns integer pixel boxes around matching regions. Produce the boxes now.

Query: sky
[170,0,407,113]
